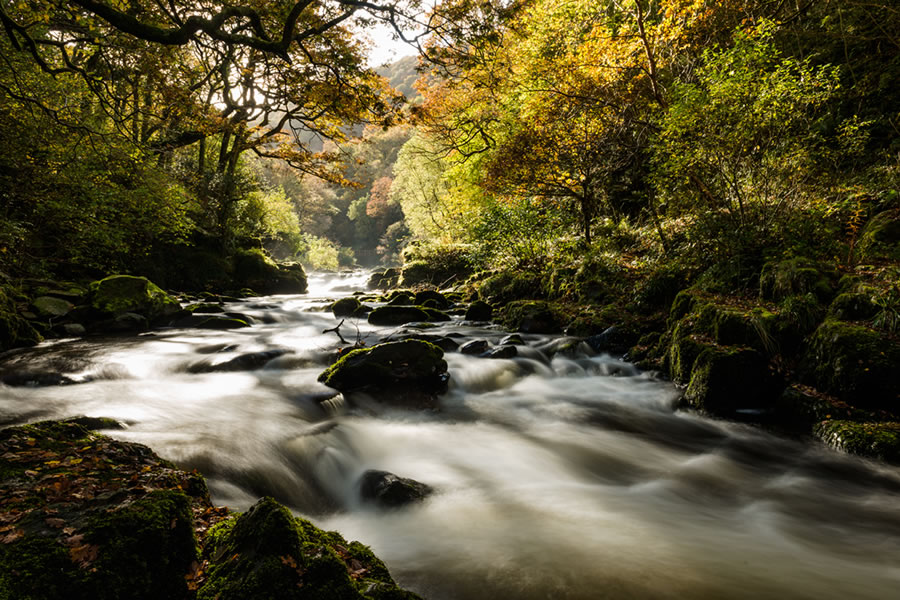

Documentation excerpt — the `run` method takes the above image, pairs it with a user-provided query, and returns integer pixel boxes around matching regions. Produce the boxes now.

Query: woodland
[1,1,900,598]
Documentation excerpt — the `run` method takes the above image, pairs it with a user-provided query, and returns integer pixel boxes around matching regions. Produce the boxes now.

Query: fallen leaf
[69,543,100,568]
[0,529,24,544]
[45,517,66,528]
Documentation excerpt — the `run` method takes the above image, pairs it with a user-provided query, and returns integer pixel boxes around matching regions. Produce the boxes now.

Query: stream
[2,271,900,599]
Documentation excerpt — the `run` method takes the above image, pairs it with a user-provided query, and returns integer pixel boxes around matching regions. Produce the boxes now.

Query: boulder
[684,346,783,416]
[367,306,431,326]
[87,275,180,321]
[233,250,308,294]
[587,325,640,355]
[0,286,42,351]
[31,295,74,318]
[759,257,837,302]
[366,267,400,290]
[414,290,450,309]
[188,350,289,373]
[828,291,879,321]
[857,209,900,263]
[197,497,421,599]
[501,300,565,334]
[187,302,226,314]
[499,334,525,346]
[358,470,434,508]
[331,297,361,318]
[460,339,489,355]
[799,320,900,409]
[465,300,493,321]
[814,420,900,463]
[317,340,449,407]
[485,345,518,359]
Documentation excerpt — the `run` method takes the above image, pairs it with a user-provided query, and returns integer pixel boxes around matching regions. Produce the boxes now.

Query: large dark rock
[465,300,493,321]
[87,275,181,322]
[233,250,308,295]
[197,497,421,599]
[367,306,432,326]
[367,267,400,290]
[684,346,784,416]
[331,296,362,318]
[0,286,42,352]
[857,209,900,263]
[587,325,640,356]
[501,301,566,334]
[31,296,74,318]
[814,420,900,463]
[188,349,288,373]
[414,290,450,309]
[759,257,837,302]
[358,470,434,509]
[799,320,900,409]
[317,340,449,407]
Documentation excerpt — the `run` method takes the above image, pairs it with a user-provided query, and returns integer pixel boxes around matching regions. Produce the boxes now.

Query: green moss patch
[88,275,180,320]
[814,420,900,463]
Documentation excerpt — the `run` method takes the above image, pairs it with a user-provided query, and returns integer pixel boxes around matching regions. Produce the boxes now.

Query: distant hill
[378,55,420,101]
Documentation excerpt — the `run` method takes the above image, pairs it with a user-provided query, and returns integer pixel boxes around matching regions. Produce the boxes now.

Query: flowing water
[2,271,900,599]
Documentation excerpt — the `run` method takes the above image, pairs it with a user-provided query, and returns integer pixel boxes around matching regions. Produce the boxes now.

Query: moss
[666,323,707,383]
[199,497,421,600]
[668,289,703,326]
[828,291,879,321]
[317,340,447,397]
[684,345,783,415]
[413,290,449,308]
[0,286,42,352]
[88,275,180,319]
[477,272,545,305]
[857,209,900,263]
[0,536,85,600]
[367,306,432,326]
[759,257,836,302]
[234,250,308,294]
[800,319,900,409]
[499,300,566,334]
[332,297,362,317]
[194,316,251,329]
[773,385,868,432]
[814,420,900,463]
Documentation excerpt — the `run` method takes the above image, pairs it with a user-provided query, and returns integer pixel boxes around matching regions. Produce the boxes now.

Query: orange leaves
[69,543,100,569]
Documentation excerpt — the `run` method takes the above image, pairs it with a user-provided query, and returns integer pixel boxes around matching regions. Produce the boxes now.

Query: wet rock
[55,323,87,337]
[465,300,493,321]
[193,316,252,330]
[317,340,449,407]
[188,349,289,373]
[332,296,362,317]
[0,371,76,387]
[88,275,181,321]
[828,291,879,321]
[684,346,784,416]
[390,334,460,353]
[485,345,518,359]
[814,420,900,463]
[1,286,42,351]
[386,292,415,306]
[421,307,451,322]
[500,334,525,346]
[198,497,421,599]
[367,267,400,290]
[110,312,149,331]
[233,250,308,294]
[358,470,434,508]
[187,302,225,314]
[460,339,489,355]
[367,306,431,326]
[32,295,74,318]
[414,290,450,309]
[587,325,639,355]
[799,319,900,409]
[501,300,565,334]
[63,415,126,430]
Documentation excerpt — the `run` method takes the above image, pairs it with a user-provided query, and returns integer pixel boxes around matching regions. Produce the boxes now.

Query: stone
[460,339,489,355]
[233,250,308,294]
[485,345,518,359]
[358,470,434,508]
[499,334,525,346]
[857,209,900,263]
[31,295,73,318]
[465,300,493,321]
[414,290,450,309]
[586,325,639,355]
[0,286,42,351]
[366,267,400,290]
[57,323,87,336]
[317,340,449,407]
[814,420,900,463]
[501,301,565,334]
[188,350,289,373]
[684,346,783,416]
[88,275,181,321]
[331,296,361,317]
[188,302,225,314]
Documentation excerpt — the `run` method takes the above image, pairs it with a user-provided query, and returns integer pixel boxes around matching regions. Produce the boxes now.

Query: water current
[2,271,900,599]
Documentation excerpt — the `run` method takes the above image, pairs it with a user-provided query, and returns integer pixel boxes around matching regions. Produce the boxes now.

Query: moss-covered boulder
[414,290,450,309]
[683,345,783,416]
[367,268,401,290]
[87,275,180,321]
[198,497,421,600]
[799,320,900,409]
[317,340,449,407]
[773,385,869,432]
[500,300,566,334]
[465,300,493,321]
[0,420,210,600]
[828,290,879,321]
[367,306,432,326]
[477,271,545,305]
[31,295,74,318]
[234,250,308,295]
[0,286,42,352]
[814,420,900,463]
[759,257,837,302]
[332,297,362,318]
[857,209,900,263]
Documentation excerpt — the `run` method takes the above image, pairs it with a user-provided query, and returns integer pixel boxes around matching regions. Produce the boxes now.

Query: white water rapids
[2,271,900,599]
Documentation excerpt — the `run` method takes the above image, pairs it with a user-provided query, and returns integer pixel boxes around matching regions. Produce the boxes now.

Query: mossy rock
[413,290,449,309]
[773,385,866,432]
[665,323,707,383]
[332,297,362,318]
[814,420,900,463]
[634,266,690,311]
[0,420,209,600]
[857,209,900,263]
[465,300,493,321]
[668,289,703,327]
[367,268,401,290]
[828,291,879,321]
[684,345,783,415]
[572,256,621,303]
[477,272,545,305]
[799,319,900,409]
[500,300,566,334]
[87,275,180,321]
[234,250,308,295]
[0,286,42,352]
[31,295,74,318]
[367,306,432,326]
[759,257,837,302]
[198,497,422,600]
[317,340,449,407]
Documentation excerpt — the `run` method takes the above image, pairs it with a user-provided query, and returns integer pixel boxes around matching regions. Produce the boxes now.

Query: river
[2,271,899,599]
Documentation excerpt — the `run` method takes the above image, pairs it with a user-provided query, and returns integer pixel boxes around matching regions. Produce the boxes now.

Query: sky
[364,21,422,67]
